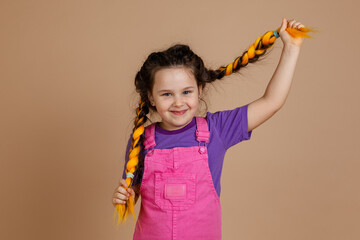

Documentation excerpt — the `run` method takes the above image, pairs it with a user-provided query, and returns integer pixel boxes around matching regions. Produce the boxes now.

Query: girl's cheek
[162,99,173,106]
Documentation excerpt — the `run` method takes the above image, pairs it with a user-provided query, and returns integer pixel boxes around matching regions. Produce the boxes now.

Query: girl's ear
[147,91,154,106]
[198,86,203,99]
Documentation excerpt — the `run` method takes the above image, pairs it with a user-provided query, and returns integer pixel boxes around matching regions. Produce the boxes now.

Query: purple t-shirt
[122,104,252,197]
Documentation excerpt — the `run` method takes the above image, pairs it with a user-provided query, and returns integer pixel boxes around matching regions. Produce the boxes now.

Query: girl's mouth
[171,110,187,115]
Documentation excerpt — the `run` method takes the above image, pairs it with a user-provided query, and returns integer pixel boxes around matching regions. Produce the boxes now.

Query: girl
[112,18,314,239]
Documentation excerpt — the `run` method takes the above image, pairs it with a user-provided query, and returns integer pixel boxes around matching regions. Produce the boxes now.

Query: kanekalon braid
[113,25,316,226]
[114,99,149,225]
[216,26,315,79]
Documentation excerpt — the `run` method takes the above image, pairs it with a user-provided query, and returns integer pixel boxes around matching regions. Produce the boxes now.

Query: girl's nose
[173,96,184,107]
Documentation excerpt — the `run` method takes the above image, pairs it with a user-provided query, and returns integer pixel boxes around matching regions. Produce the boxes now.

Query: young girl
[112,18,314,239]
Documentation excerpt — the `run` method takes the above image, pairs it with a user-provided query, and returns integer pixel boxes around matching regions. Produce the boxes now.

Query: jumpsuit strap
[195,117,210,143]
[144,123,156,150]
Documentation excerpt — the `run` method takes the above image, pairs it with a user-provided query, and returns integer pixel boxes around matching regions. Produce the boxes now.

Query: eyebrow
[157,86,195,93]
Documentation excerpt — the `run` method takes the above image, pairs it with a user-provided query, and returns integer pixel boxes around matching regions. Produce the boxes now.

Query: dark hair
[135,44,222,113]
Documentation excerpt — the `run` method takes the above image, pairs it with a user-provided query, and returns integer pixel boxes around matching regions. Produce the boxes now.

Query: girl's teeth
[172,110,186,115]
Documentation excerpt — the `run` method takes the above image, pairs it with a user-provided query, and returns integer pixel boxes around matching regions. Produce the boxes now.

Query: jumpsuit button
[199,147,206,154]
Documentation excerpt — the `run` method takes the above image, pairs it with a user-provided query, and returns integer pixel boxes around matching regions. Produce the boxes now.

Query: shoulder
[206,105,248,122]
[206,105,248,117]
[204,105,250,144]
[144,122,156,131]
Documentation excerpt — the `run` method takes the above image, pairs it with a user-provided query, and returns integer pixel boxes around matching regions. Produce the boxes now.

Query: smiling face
[148,67,202,131]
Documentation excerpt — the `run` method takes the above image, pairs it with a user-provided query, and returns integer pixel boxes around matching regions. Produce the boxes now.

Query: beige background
[1,0,359,239]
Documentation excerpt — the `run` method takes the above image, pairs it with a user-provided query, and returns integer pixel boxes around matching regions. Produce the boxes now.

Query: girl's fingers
[127,187,135,196]
[112,192,128,206]
[116,192,129,201]
[288,19,305,30]
[116,179,130,195]
[112,179,133,206]
[288,19,296,28]
[298,24,305,29]
[113,198,127,205]
[293,22,304,29]
[119,179,128,188]
[115,186,130,197]
[293,22,301,28]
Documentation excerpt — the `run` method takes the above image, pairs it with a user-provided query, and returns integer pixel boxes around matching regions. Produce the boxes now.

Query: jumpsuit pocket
[154,172,196,211]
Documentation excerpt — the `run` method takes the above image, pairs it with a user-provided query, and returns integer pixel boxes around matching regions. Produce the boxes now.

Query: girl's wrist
[283,43,301,52]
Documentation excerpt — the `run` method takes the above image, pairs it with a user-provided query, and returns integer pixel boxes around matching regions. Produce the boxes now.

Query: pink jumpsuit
[133,117,222,240]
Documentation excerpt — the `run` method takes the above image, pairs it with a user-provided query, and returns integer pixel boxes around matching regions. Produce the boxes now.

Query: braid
[114,99,149,225]
[215,26,315,79]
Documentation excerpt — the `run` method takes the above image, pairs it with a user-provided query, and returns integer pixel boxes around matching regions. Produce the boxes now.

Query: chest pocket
[154,172,196,211]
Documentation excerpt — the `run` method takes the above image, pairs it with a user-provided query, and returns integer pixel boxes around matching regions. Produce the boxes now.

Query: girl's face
[148,67,202,131]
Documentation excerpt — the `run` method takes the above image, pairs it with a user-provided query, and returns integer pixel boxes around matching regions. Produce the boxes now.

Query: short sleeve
[121,134,143,186]
[207,104,252,150]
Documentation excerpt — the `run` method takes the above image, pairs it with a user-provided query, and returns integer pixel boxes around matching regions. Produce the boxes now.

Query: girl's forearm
[263,44,301,109]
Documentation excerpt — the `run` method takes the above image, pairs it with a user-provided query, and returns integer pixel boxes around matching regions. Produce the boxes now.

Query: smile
[171,110,187,115]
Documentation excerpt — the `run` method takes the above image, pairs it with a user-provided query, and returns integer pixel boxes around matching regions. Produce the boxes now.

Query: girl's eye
[162,91,192,96]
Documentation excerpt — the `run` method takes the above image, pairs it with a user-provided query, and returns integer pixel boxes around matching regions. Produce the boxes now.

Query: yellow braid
[114,99,146,226]
[217,26,317,75]
[113,25,317,227]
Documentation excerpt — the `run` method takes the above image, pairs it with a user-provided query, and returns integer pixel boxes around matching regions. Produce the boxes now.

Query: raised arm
[248,18,305,132]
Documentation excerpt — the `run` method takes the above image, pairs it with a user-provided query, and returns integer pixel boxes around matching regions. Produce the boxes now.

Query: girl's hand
[112,179,135,206]
[279,18,306,48]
